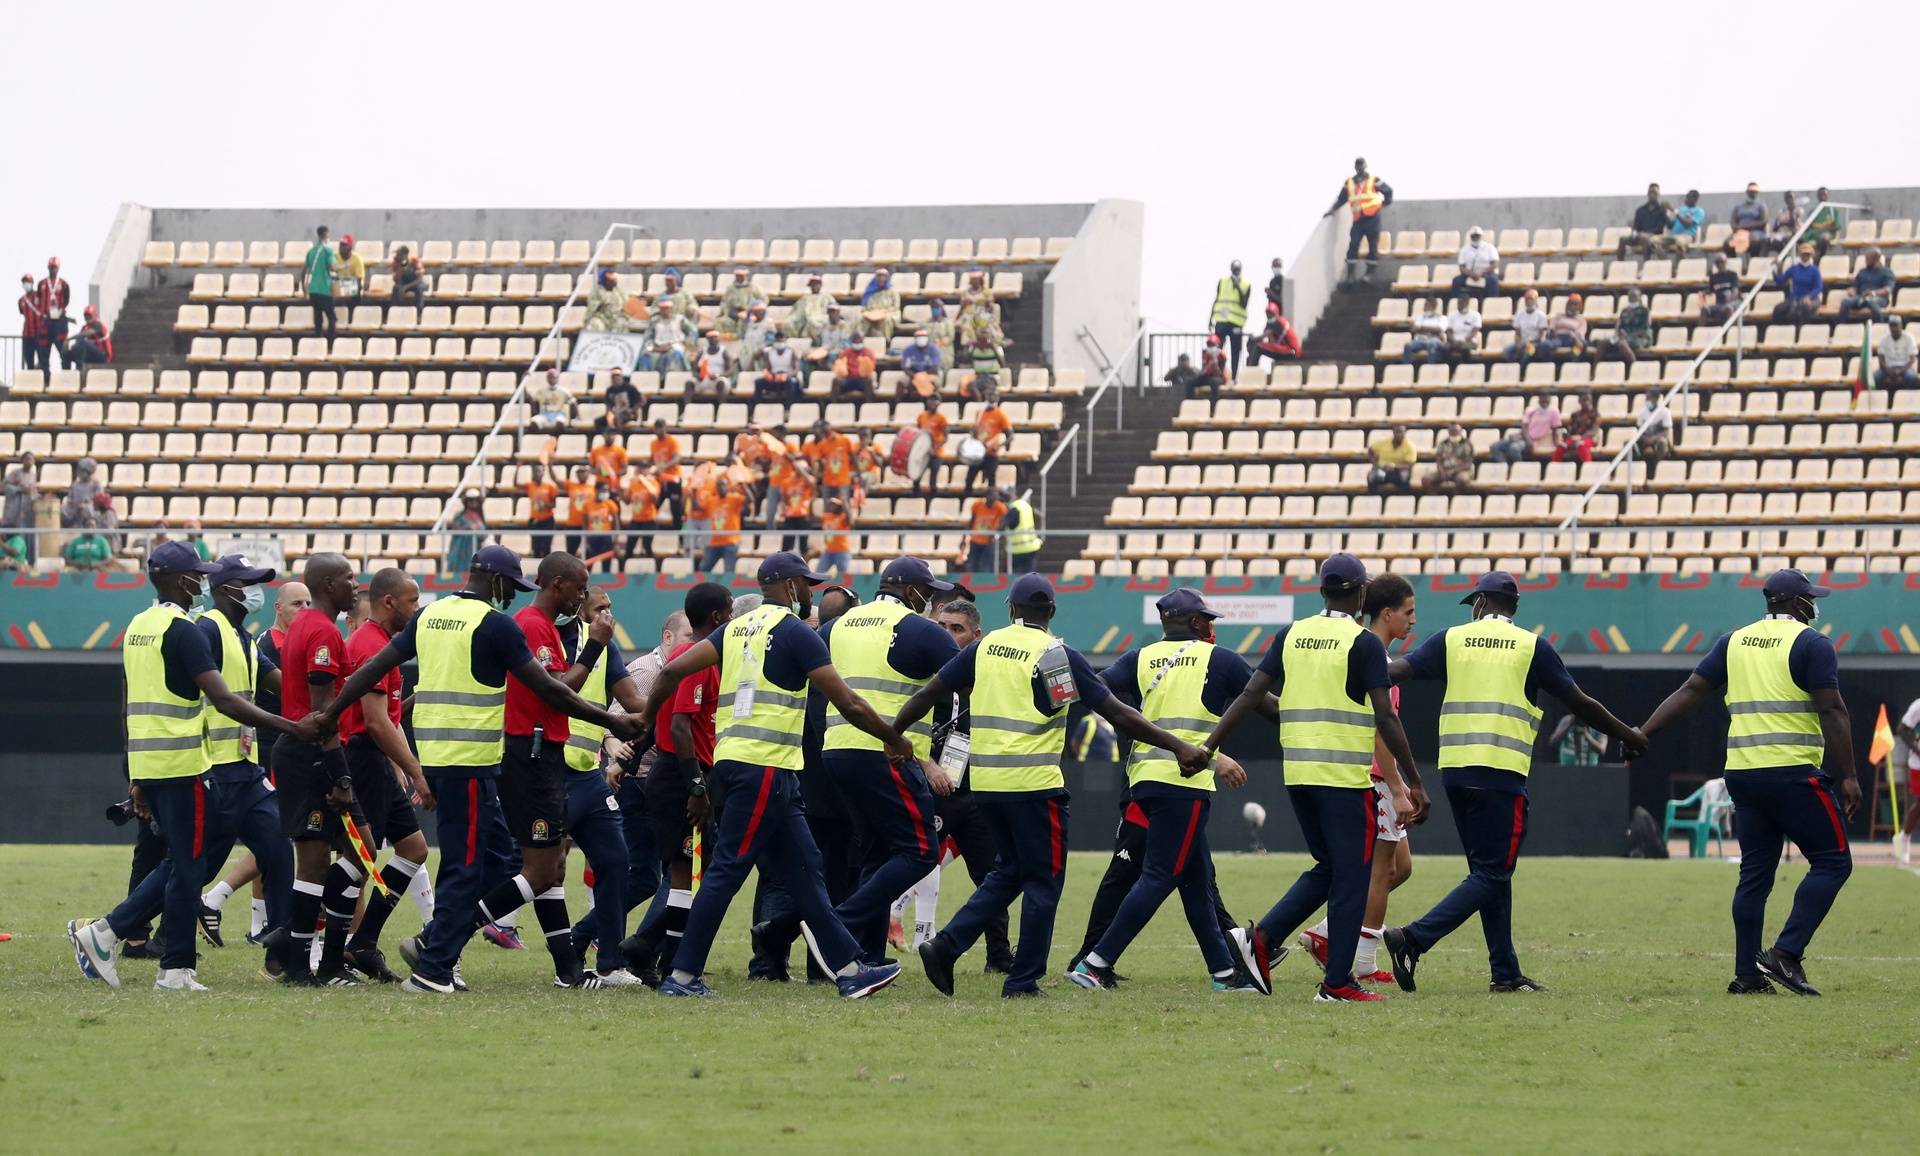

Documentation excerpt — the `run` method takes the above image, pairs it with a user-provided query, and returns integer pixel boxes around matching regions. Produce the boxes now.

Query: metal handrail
[1079,321,1150,475]
[1557,201,1867,538]
[1032,423,1080,523]
[431,220,647,532]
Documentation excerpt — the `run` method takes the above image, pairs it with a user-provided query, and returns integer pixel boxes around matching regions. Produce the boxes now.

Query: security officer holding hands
[1641,569,1856,996]
[898,573,1214,998]
[70,541,303,990]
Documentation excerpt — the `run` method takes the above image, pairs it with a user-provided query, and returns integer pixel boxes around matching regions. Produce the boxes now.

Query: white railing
[1558,201,1868,542]
[431,220,647,532]
[1078,320,1149,476]
[1031,422,1080,523]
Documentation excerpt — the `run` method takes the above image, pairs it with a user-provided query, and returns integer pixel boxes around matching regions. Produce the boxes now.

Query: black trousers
[1073,794,1234,967]
[310,292,337,336]
[1212,321,1244,378]
[529,518,554,558]
[123,817,170,941]
[938,788,1012,969]
[1346,215,1382,261]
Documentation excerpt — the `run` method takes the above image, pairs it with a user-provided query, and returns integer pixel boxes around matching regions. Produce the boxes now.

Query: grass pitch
[1,844,1915,1153]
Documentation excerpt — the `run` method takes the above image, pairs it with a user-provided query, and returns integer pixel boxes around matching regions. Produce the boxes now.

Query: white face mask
[915,336,928,347]
[231,583,266,614]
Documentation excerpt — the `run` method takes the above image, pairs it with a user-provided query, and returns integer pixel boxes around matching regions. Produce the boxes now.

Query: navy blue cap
[147,540,219,576]
[1762,568,1832,600]
[472,544,538,591]
[1008,573,1056,608]
[880,556,955,592]
[1156,587,1222,620]
[207,552,276,587]
[1459,570,1520,604]
[1319,552,1370,591]
[758,550,833,585]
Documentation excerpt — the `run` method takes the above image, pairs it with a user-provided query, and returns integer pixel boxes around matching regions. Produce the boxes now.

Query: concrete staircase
[111,286,192,373]
[1032,383,1186,570]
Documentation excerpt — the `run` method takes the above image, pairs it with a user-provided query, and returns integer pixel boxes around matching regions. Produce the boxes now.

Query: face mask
[1798,596,1819,624]
[488,578,513,612]
[931,305,944,316]
[190,576,212,608]
[232,584,266,614]
[555,612,578,628]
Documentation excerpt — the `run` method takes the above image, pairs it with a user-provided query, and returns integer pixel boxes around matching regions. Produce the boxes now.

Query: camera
[106,798,137,826]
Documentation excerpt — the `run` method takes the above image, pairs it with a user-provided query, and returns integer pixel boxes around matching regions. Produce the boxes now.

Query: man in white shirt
[1404,298,1447,364]
[1506,290,1550,364]
[1894,697,1920,863]
[1444,297,1482,362]
[1634,389,1673,462]
[1875,316,1919,390]
[1451,227,1501,298]
[638,300,697,373]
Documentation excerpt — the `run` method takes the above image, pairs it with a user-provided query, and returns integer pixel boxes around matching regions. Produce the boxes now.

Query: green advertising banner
[7,571,1919,659]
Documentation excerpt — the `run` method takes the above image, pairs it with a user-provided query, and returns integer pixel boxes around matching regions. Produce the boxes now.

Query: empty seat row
[184,269,1026,305]
[1376,219,1920,261]
[145,236,1074,269]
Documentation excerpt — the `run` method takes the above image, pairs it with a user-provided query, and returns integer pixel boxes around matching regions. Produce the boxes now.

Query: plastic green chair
[1663,780,1732,858]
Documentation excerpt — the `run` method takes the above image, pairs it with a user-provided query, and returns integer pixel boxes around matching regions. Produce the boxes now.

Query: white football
[1242,801,1267,829]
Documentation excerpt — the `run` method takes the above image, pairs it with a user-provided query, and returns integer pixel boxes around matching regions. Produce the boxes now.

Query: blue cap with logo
[1319,552,1370,592]
[758,550,833,585]
[1008,573,1056,608]
[206,553,276,587]
[1156,587,1223,620]
[147,540,219,576]
[881,555,955,592]
[1762,568,1832,600]
[472,544,538,591]
[1459,570,1520,604]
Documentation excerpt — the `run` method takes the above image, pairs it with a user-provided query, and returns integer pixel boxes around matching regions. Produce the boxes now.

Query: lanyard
[1143,639,1200,698]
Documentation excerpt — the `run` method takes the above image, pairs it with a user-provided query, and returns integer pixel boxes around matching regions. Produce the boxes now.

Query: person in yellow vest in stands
[895,573,1216,998]
[69,541,304,991]
[1640,569,1858,996]
[1379,571,1645,996]
[1326,156,1394,285]
[1208,259,1251,379]
[1204,554,1425,1003]
[633,551,916,999]
[1006,490,1042,574]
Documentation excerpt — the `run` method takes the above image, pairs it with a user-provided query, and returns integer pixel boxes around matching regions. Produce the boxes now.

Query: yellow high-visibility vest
[413,595,508,768]
[1437,615,1545,776]
[969,622,1066,792]
[1210,277,1250,328]
[1347,175,1385,217]
[1007,500,1041,557]
[1276,612,1374,788]
[199,609,257,767]
[1723,616,1823,771]
[1126,638,1217,791]
[714,603,808,770]
[824,597,935,760]
[564,622,611,773]
[124,602,213,780]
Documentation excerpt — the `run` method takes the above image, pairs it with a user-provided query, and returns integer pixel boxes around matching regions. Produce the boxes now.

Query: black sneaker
[617,931,656,970]
[345,945,401,984]
[1381,927,1421,993]
[631,965,661,989]
[1066,959,1118,990]
[1754,947,1820,996]
[121,939,158,960]
[553,971,606,990]
[749,922,791,983]
[307,968,361,988]
[918,939,956,997]
[196,903,225,948]
[1489,975,1550,993]
[984,958,1013,975]
[1727,975,1777,995]
[1002,986,1047,998]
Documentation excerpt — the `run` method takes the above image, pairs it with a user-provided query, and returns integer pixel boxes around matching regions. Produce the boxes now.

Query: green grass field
[2,844,1915,1153]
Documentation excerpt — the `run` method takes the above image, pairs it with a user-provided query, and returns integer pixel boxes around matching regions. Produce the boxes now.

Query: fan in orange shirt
[525,461,559,557]
[778,457,816,554]
[963,488,1010,573]
[581,480,622,571]
[966,396,1012,497]
[589,430,629,486]
[649,417,685,527]
[819,496,854,579]
[913,396,949,498]
[563,464,595,555]
[698,476,749,573]
[806,420,856,500]
[622,463,662,562]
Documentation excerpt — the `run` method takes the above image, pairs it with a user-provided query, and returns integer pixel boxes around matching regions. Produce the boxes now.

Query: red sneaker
[1314,982,1386,1002]
[482,922,526,950]
[887,918,907,951]
[1297,929,1329,967]
[1357,969,1397,985]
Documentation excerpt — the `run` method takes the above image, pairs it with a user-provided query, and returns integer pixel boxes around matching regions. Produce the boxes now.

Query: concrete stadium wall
[1283,208,1344,342]
[1043,199,1146,382]
[90,202,151,330]
[1379,185,1920,236]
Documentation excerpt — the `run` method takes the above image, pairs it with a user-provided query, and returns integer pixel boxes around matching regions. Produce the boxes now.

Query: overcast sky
[5,0,1915,338]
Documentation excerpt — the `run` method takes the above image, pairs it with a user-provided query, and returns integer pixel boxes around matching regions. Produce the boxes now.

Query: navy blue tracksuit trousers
[1404,775,1530,983]
[936,791,1068,995]
[575,774,664,951]
[1724,766,1852,974]
[563,768,630,971]
[199,768,295,936]
[829,750,939,963]
[1257,784,1375,988]
[1089,783,1233,975]
[107,776,214,971]
[415,773,507,982]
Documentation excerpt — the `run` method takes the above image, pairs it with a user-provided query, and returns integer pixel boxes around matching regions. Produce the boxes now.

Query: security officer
[898,573,1213,998]
[1068,589,1257,994]
[189,554,297,974]
[307,544,640,994]
[1326,157,1393,283]
[1208,259,1251,377]
[1205,554,1424,1002]
[924,594,1013,972]
[1006,491,1042,575]
[1075,591,1251,983]
[635,551,913,999]
[1640,569,1857,995]
[754,557,959,969]
[1380,571,1644,995]
[69,541,302,990]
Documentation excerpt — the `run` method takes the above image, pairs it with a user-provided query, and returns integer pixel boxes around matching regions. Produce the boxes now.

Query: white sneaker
[591,968,650,988]
[69,918,121,988]
[154,968,209,991]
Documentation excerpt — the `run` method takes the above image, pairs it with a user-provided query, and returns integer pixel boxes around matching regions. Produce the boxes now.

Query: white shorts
[1372,779,1406,844]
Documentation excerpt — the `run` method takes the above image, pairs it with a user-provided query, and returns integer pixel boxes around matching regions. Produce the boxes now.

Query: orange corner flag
[1868,703,1894,767]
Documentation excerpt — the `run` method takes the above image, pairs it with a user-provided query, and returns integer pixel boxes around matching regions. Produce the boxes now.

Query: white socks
[204,880,235,910]
[407,865,435,921]
[910,863,941,927]
[1355,927,1383,972]
[249,898,267,939]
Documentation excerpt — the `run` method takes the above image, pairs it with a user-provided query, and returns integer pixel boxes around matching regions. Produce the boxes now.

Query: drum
[862,308,891,325]
[889,425,932,480]
[956,436,988,465]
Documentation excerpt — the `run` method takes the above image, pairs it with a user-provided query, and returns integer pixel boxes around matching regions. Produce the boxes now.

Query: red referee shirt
[278,607,345,722]
[653,640,717,766]
[338,619,403,741]
[507,603,569,741]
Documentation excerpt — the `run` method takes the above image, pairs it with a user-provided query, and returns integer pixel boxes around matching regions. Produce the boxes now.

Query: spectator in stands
[3,452,36,564]
[1191,334,1229,397]
[656,269,697,322]
[1770,244,1823,324]
[860,267,903,344]
[1162,352,1198,392]
[590,429,628,486]
[1767,190,1802,256]
[147,517,208,562]
[683,464,714,562]
[390,245,426,308]
[524,462,557,556]
[1635,389,1674,462]
[737,303,775,365]
[445,489,486,575]
[1523,394,1563,456]
[966,387,1012,498]
[1667,189,1707,250]
[806,304,857,376]
[698,476,748,573]
[64,513,114,572]
[962,328,1005,398]
[819,496,853,579]
[1366,426,1417,494]
[1555,391,1599,463]
[563,465,593,555]
[963,488,1010,573]
[60,457,101,528]
[1538,294,1588,360]
[300,226,337,338]
[777,455,816,554]
[1618,184,1674,259]
[1208,260,1252,378]
[1839,248,1894,323]
[925,299,956,360]
[1875,316,1919,389]
[91,491,121,553]
[622,463,661,563]
[1700,255,1742,324]
[1403,298,1447,364]
[959,269,1000,330]
[718,266,766,335]
[649,417,686,526]
[1489,428,1530,465]
[581,480,620,570]
[65,305,112,368]
[1727,183,1769,256]
[584,267,632,332]
[900,328,943,398]
[1423,425,1474,492]
[334,234,365,303]
[638,298,696,372]
[0,532,26,571]
[532,368,574,430]
[689,331,734,399]
[598,368,641,434]
[788,274,833,339]
[754,332,802,403]
[1506,290,1550,364]
[1264,258,1285,313]
[1452,227,1501,297]
[1246,307,1302,366]
[1327,156,1392,283]
[17,273,48,371]
[1444,296,1482,364]
[913,396,948,498]
[807,421,856,503]
[1804,187,1845,257]
[37,257,71,365]
[1589,287,1651,364]
[832,339,876,400]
